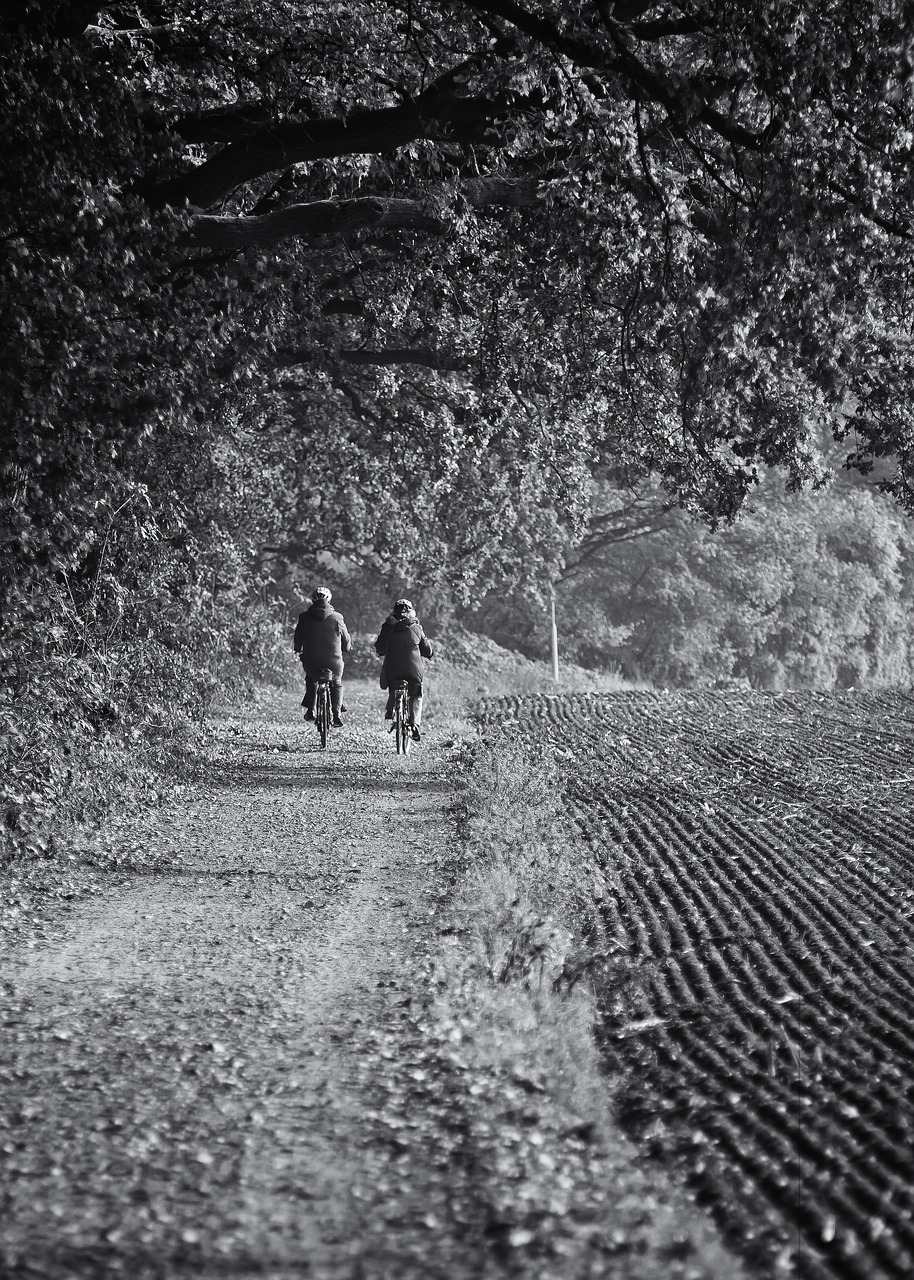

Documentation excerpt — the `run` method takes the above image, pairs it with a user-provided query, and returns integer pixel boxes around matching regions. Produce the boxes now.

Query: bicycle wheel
[395,685,410,755]
[316,683,330,749]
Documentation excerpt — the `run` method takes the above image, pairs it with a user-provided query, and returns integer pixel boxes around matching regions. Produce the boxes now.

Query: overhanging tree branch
[143,65,510,208]
[458,0,609,66]
[338,347,471,370]
[824,177,913,241]
[187,197,447,248]
[144,105,486,208]
[596,3,770,149]
[172,102,283,145]
[562,516,671,578]
[629,17,707,39]
[187,177,542,249]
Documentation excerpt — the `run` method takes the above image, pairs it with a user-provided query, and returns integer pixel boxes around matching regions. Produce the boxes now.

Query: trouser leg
[385,689,395,716]
[331,683,342,715]
[408,680,423,727]
[303,675,316,712]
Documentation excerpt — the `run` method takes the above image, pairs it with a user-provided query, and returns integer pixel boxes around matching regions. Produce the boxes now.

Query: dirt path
[0,683,489,1280]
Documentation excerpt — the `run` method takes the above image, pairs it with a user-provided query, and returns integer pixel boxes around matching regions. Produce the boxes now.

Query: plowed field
[484,689,914,1280]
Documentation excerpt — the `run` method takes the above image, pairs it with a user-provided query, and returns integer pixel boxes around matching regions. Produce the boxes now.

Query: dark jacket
[375,613,433,684]
[294,603,352,669]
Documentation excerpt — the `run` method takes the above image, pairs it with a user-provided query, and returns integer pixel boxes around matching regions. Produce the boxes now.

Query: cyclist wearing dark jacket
[294,587,352,726]
[375,598,433,741]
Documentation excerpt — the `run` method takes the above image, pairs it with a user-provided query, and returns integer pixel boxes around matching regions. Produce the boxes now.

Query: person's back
[294,587,352,726]
[383,617,428,678]
[375,599,432,740]
[295,599,349,667]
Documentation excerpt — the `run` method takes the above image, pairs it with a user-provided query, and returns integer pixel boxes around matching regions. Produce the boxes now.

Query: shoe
[341,704,349,713]
[332,716,344,728]
[411,727,421,742]
[304,709,314,721]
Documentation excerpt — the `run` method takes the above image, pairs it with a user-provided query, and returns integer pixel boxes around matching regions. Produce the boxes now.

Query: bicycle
[392,679,411,755]
[313,668,333,749]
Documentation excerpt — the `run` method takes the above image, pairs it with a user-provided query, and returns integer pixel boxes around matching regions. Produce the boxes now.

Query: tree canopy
[139,2,914,519]
[8,2,914,547]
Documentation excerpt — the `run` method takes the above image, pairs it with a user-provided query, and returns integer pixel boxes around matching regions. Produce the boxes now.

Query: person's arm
[293,614,305,653]
[418,626,433,659]
[339,618,353,653]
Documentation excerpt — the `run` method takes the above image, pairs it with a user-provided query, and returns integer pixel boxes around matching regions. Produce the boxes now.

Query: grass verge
[418,732,744,1278]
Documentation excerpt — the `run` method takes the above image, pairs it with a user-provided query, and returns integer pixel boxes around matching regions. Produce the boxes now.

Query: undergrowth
[1,600,289,867]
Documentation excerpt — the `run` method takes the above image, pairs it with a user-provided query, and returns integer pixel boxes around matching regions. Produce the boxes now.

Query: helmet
[394,598,414,616]
[312,586,332,603]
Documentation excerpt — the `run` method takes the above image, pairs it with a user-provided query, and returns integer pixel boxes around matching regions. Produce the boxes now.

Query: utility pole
[550,593,560,683]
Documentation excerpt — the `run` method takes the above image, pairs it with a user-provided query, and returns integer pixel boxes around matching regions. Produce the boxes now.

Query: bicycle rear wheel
[316,683,330,749]
[395,685,410,755]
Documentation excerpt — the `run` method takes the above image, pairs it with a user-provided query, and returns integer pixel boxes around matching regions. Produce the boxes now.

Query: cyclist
[294,587,352,728]
[375,598,433,742]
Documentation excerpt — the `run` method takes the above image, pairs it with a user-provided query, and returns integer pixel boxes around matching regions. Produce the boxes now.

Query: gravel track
[0,684,491,1280]
[486,689,914,1280]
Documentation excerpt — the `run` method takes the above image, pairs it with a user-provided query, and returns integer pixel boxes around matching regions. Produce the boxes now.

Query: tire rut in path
[0,688,486,1280]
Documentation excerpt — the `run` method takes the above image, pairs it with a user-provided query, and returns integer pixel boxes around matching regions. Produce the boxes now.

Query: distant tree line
[472,476,914,689]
